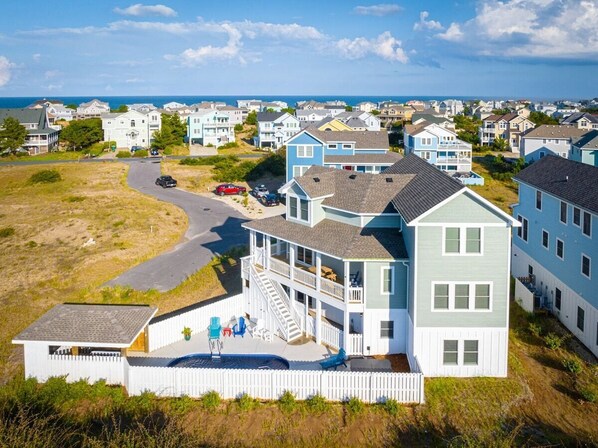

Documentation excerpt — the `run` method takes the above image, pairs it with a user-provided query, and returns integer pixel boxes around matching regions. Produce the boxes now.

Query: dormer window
[289,196,309,222]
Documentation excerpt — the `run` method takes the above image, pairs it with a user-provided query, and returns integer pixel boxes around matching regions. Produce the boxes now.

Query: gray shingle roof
[257,112,285,122]
[572,130,598,149]
[383,154,465,223]
[305,130,389,149]
[243,215,408,260]
[411,114,450,125]
[324,153,402,165]
[522,125,588,140]
[562,112,598,125]
[514,155,598,214]
[13,304,157,346]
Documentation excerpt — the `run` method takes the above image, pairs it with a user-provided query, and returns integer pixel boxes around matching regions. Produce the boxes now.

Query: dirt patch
[373,354,411,373]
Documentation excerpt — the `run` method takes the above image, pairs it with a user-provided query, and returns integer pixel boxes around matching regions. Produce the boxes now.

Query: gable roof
[0,107,46,125]
[572,130,598,150]
[305,130,389,149]
[562,112,598,125]
[521,125,589,140]
[411,113,451,125]
[514,155,598,214]
[257,111,285,122]
[13,304,157,347]
[383,154,465,223]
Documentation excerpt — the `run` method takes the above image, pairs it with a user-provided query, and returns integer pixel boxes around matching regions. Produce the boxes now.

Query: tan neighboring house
[479,112,535,153]
[379,105,416,127]
[561,112,598,130]
[77,99,110,118]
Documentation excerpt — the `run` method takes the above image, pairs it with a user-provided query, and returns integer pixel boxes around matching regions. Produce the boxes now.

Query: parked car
[155,175,177,188]
[251,184,269,198]
[150,148,160,156]
[215,184,247,196]
[130,145,144,152]
[259,193,280,207]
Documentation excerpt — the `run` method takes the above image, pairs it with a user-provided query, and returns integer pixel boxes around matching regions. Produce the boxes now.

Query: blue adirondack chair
[319,348,347,370]
[208,316,221,340]
[233,316,247,337]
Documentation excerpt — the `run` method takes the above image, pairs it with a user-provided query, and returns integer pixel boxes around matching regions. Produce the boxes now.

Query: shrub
[382,398,401,416]
[278,390,297,414]
[578,386,597,403]
[345,396,365,416]
[544,332,566,350]
[132,150,148,158]
[163,147,173,155]
[562,358,583,375]
[218,141,239,149]
[306,394,329,413]
[236,393,257,411]
[180,155,238,166]
[25,240,37,248]
[0,227,15,238]
[29,169,61,184]
[528,322,543,338]
[115,151,131,158]
[170,394,196,415]
[201,390,221,411]
[65,195,85,203]
[234,123,243,132]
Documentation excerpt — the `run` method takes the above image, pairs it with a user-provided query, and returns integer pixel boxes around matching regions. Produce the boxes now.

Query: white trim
[581,253,591,279]
[285,129,326,146]
[431,281,493,312]
[541,228,550,250]
[556,237,565,260]
[441,225,484,256]
[292,165,311,178]
[380,266,394,295]
[582,211,592,239]
[559,200,568,225]
[296,145,315,158]
[321,204,398,218]
[278,179,310,198]
[573,206,581,228]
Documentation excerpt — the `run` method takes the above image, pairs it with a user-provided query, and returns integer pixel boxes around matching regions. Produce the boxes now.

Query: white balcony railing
[293,266,317,289]
[270,257,290,278]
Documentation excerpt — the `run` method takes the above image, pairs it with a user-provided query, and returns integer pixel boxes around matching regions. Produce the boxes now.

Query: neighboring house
[520,125,588,163]
[561,112,598,130]
[28,99,63,109]
[127,103,157,113]
[296,100,327,110]
[356,101,377,113]
[101,109,161,149]
[237,99,262,109]
[438,100,464,116]
[530,102,557,117]
[471,105,494,120]
[163,101,188,111]
[216,106,245,126]
[47,104,75,124]
[335,111,381,131]
[511,156,598,358]
[296,110,331,123]
[261,102,283,112]
[76,99,110,118]
[243,154,518,376]
[411,114,454,130]
[192,101,226,110]
[187,109,235,147]
[479,113,535,152]
[403,121,482,185]
[314,118,353,132]
[255,112,300,150]
[379,106,415,127]
[0,107,59,155]
[570,130,598,167]
[285,129,399,181]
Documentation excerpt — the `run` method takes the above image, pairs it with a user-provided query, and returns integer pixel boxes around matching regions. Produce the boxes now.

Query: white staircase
[250,265,302,342]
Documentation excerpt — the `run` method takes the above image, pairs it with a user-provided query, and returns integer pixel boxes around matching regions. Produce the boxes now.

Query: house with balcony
[479,112,535,153]
[403,121,483,185]
[520,125,588,163]
[241,154,518,376]
[101,109,162,149]
[77,99,110,118]
[511,156,598,358]
[255,112,300,150]
[438,99,464,116]
[561,112,598,130]
[356,101,377,113]
[0,107,59,155]
[285,129,400,181]
[187,109,235,147]
[570,130,598,167]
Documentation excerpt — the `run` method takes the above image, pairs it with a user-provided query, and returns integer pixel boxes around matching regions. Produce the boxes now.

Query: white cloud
[114,3,177,17]
[125,78,143,83]
[175,24,243,65]
[46,83,63,91]
[235,21,326,40]
[44,70,61,79]
[413,11,443,31]
[32,53,41,61]
[0,56,14,87]
[436,23,463,42]
[336,31,408,63]
[354,4,402,16]
[435,0,598,59]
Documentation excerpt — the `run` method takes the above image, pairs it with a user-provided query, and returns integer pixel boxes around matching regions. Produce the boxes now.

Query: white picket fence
[126,364,424,403]
[306,315,343,350]
[147,294,244,351]
[42,354,125,385]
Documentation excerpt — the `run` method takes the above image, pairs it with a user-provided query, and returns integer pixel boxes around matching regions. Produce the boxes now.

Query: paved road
[105,159,249,291]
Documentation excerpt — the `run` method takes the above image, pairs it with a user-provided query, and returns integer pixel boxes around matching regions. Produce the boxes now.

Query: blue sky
[0,0,596,98]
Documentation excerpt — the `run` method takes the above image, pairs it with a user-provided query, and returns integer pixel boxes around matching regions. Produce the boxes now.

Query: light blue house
[285,129,401,182]
[512,156,598,358]
[403,121,483,185]
[187,109,235,147]
[570,130,598,167]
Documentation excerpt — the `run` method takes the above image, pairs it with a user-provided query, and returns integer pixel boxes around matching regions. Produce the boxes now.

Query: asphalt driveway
[105,159,248,291]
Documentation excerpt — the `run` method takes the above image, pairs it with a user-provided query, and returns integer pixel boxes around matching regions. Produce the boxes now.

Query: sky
[0,0,596,98]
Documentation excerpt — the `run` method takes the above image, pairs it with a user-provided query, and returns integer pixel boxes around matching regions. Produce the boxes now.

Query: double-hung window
[381,267,394,294]
[454,284,470,310]
[289,197,298,218]
[433,282,492,311]
[293,166,309,178]
[542,230,549,249]
[555,287,562,310]
[443,340,458,365]
[577,307,585,331]
[560,201,567,224]
[517,215,528,242]
[463,340,479,365]
[433,284,449,309]
[380,321,394,338]
[444,227,482,254]
[573,207,581,227]
[296,145,313,158]
[556,239,564,260]
[583,212,592,237]
[300,198,309,221]
[581,254,591,279]
[536,191,542,210]
[474,284,491,310]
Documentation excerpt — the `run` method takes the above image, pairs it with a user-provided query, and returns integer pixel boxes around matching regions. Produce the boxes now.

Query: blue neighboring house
[570,130,598,167]
[285,129,401,182]
[512,156,598,358]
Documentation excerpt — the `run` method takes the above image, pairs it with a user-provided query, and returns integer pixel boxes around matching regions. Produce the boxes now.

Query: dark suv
[155,175,177,188]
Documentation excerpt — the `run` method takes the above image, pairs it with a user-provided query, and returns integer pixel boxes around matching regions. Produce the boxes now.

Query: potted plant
[182,326,192,341]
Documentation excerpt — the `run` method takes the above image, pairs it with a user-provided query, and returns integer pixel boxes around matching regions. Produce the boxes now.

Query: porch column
[265,235,271,270]
[343,261,350,304]
[249,231,256,257]
[315,297,322,345]
[303,292,309,334]
[343,309,350,352]
[315,252,322,292]
[289,244,296,282]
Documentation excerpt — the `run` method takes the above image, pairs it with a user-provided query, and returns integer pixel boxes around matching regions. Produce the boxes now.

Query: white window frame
[342,143,352,149]
[560,201,568,224]
[431,281,493,312]
[380,266,394,295]
[581,253,591,279]
[536,190,542,211]
[542,229,549,250]
[582,211,592,238]
[463,340,479,366]
[380,320,394,339]
[442,226,484,256]
[556,238,564,260]
[327,144,337,149]
[517,215,528,242]
[296,145,314,158]
[442,340,459,366]
[296,246,314,267]
[292,165,310,178]
[573,207,581,227]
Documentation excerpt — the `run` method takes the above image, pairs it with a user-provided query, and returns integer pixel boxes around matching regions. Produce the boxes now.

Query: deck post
[315,297,322,345]
[343,308,350,352]
[315,252,322,292]
[289,244,296,282]
[265,235,271,270]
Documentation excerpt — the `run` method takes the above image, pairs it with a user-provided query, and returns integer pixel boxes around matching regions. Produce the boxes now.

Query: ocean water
[0,95,490,109]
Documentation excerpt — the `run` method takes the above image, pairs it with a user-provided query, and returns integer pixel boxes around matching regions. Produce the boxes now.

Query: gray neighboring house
[520,125,588,163]
[561,112,598,130]
[570,130,598,167]
[243,154,518,377]
[0,107,59,155]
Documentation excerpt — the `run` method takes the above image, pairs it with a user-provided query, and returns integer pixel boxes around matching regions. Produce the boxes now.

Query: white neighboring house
[255,112,300,150]
[335,111,381,131]
[101,110,162,149]
[296,110,331,123]
[187,109,235,147]
[520,125,588,163]
[163,101,188,111]
[77,99,110,118]
[47,104,75,123]
[356,101,377,113]
[216,106,245,126]
[127,103,157,113]
[237,99,262,109]
[438,100,464,116]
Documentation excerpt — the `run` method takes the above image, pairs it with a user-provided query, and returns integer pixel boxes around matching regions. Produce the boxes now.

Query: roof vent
[313,177,320,183]
[386,177,393,183]
[349,174,357,179]
[565,175,569,182]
